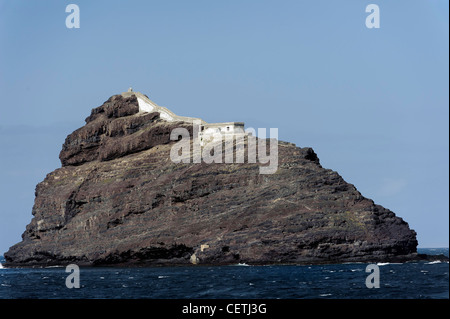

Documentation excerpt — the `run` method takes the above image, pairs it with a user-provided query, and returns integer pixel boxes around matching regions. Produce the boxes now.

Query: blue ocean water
[0,248,448,299]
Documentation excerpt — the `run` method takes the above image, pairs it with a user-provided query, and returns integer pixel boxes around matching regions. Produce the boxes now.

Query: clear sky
[0,0,448,254]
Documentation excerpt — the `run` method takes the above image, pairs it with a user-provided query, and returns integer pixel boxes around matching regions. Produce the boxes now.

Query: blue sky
[0,0,448,254]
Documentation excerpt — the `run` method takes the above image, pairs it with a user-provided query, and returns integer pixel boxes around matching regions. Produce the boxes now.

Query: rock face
[4,94,419,267]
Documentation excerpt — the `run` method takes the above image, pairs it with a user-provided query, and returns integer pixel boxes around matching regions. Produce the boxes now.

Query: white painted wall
[137,97,156,113]
[133,91,246,144]
[159,110,174,121]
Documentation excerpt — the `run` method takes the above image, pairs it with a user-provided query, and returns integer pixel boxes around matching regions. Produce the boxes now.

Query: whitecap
[319,294,332,297]
[376,262,390,266]
[425,261,442,265]
[235,263,249,266]
[158,275,169,279]
[377,262,403,266]
[0,263,3,269]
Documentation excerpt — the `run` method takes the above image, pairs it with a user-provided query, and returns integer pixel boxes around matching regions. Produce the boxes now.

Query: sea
[0,248,448,299]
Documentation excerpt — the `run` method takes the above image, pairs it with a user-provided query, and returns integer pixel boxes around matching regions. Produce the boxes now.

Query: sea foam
[377,262,403,266]
[376,262,390,266]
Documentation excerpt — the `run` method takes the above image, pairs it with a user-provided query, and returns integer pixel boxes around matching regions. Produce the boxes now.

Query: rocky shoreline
[3,252,448,268]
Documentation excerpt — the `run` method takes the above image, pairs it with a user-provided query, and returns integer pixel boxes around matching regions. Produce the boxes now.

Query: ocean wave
[376,262,390,266]
[376,262,403,266]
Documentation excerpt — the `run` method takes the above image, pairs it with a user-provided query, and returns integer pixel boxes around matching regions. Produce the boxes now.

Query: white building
[198,122,246,146]
[122,88,248,145]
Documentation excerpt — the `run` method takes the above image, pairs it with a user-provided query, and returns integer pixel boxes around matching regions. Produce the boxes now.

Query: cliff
[4,94,421,267]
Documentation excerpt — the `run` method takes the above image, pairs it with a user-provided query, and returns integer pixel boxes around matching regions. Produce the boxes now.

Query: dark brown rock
[4,94,421,267]
[59,94,193,167]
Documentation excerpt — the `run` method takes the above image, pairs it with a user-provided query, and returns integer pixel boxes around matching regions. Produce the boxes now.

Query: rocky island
[4,90,429,267]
